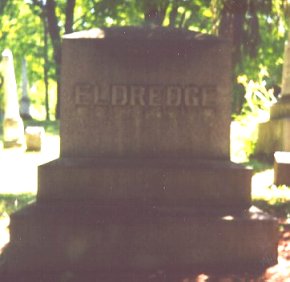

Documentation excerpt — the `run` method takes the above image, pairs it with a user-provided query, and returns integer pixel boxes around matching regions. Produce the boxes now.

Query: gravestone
[0,27,278,279]
[256,39,290,158]
[1,49,24,148]
[25,126,45,151]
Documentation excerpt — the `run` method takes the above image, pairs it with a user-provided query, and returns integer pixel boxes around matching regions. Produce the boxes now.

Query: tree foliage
[0,0,289,118]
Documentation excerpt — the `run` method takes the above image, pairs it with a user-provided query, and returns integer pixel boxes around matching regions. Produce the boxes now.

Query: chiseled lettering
[166,86,182,106]
[201,85,217,107]
[130,86,146,106]
[148,86,162,106]
[184,86,200,106]
[75,83,94,105]
[111,85,128,105]
[93,85,108,105]
[74,83,218,109]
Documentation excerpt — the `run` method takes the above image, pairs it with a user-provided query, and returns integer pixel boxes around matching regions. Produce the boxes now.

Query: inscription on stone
[75,83,217,108]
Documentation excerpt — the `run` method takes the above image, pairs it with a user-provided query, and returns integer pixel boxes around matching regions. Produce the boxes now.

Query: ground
[0,135,59,194]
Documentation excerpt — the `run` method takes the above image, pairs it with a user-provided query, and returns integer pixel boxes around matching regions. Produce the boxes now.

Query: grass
[253,199,290,219]
[252,181,290,219]
[236,158,290,220]
[0,193,35,215]
[240,159,273,173]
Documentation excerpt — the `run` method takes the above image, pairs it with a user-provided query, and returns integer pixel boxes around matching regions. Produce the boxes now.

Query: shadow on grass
[240,158,273,173]
[253,198,290,219]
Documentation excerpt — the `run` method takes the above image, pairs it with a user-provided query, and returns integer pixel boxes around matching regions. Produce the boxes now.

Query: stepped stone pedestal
[0,27,278,280]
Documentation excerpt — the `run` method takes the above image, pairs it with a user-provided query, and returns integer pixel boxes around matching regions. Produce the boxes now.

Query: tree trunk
[43,16,50,121]
[143,1,169,26]
[218,0,247,113]
[168,2,179,27]
[45,0,61,119]
[45,0,61,71]
[218,0,247,65]
[280,16,290,97]
[65,0,76,34]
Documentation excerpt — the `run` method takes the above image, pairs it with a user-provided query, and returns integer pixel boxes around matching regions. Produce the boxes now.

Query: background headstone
[1,49,24,148]
[256,39,290,158]
[25,126,45,151]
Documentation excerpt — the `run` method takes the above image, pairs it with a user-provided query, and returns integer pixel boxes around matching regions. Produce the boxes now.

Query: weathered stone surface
[1,203,277,274]
[38,158,251,209]
[255,118,290,159]
[60,27,231,159]
[270,96,290,119]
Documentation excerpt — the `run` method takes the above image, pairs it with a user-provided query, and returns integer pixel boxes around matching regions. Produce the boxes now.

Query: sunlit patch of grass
[253,182,290,219]
[230,119,259,163]
[0,193,35,215]
[0,193,35,253]
[251,168,290,218]
[241,159,273,172]
[0,134,59,194]
[254,185,290,204]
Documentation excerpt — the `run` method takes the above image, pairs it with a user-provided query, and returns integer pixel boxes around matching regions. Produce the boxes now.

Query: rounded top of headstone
[2,49,13,59]
[63,26,220,42]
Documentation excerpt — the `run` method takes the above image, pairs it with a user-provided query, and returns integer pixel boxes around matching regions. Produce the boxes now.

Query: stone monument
[0,27,278,279]
[255,39,290,158]
[0,49,24,148]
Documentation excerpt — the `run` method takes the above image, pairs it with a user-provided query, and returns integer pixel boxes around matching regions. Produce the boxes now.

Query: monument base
[0,202,278,277]
[38,158,252,209]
